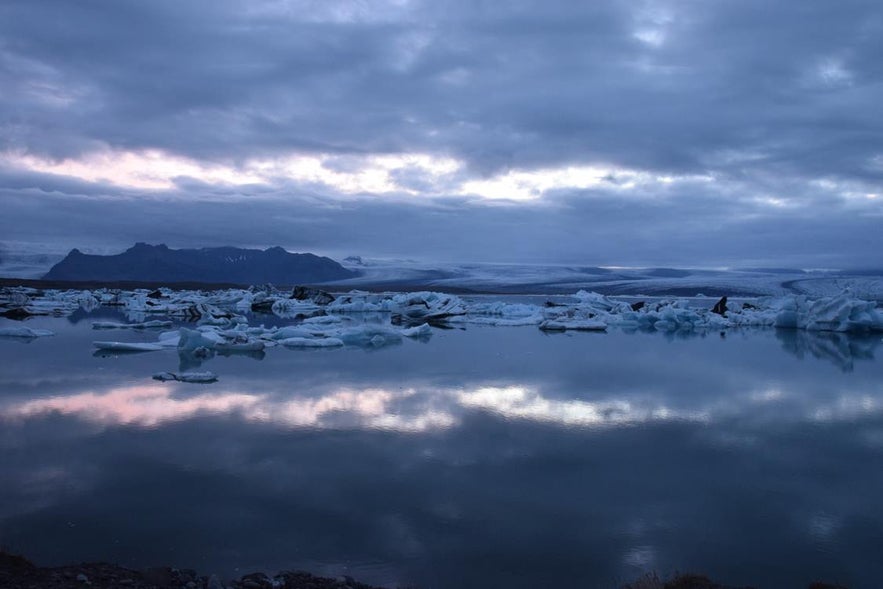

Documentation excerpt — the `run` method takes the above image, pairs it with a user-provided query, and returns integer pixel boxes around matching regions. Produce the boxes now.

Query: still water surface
[1,311,882,588]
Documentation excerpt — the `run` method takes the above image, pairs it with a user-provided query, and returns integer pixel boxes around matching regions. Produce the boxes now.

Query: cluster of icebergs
[2,286,882,348]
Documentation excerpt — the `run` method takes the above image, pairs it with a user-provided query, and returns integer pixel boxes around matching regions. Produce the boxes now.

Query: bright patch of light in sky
[632,2,674,47]
[461,166,635,200]
[7,150,265,190]
[2,148,716,201]
[814,57,853,87]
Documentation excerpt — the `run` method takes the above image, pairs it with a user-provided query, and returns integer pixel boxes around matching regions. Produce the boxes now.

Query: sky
[1,0,882,269]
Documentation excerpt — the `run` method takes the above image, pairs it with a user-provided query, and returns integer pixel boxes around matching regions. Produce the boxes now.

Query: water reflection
[776,329,881,372]
[1,318,883,588]
[177,347,267,371]
[6,383,260,427]
[2,382,712,432]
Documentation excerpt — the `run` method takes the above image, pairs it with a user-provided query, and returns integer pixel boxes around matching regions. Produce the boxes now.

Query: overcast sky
[1,0,881,268]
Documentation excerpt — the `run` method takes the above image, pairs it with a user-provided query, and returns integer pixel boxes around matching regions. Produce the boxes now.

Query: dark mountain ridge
[44,243,358,285]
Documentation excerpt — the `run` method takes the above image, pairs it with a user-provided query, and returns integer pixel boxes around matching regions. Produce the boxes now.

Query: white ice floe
[6,287,882,354]
[533,291,883,334]
[92,320,173,329]
[269,298,323,318]
[0,326,56,337]
[152,371,218,383]
[401,323,433,338]
[538,319,607,332]
[774,294,883,332]
[332,325,404,347]
[93,341,165,351]
[390,291,466,324]
[177,327,226,350]
[279,336,345,348]
[451,301,544,326]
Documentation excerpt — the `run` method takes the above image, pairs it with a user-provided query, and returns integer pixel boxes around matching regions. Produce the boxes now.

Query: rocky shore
[1,552,851,589]
[0,552,387,589]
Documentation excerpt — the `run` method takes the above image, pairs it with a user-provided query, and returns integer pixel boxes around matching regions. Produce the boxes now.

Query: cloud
[1,165,881,268]
[0,0,882,266]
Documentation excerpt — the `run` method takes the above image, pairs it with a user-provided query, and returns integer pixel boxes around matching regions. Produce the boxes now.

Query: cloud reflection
[7,384,260,427]
[457,386,709,427]
[2,382,721,432]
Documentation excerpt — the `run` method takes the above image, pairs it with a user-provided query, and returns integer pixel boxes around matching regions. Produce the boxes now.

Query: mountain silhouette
[44,243,357,284]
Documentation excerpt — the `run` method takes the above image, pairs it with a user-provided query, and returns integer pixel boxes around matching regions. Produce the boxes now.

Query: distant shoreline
[0,277,753,298]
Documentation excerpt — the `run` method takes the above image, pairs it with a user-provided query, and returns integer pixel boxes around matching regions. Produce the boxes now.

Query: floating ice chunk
[471,316,542,326]
[161,302,240,325]
[302,315,346,325]
[456,302,544,326]
[291,286,336,305]
[152,371,218,383]
[390,291,466,325]
[326,291,388,313]
[401,323,432,337]
[0,326,56,338]
[234,292,256,311]
[268,326,328,340]
[333,325,403,347]
[175,326,265,351]
[177,327,224,350]
[539,319,607,332]
[725,294,883,332]
[279,337,345,348]
[573,290,633,314]
[77,291,100,312]
[270,298,323,318]
[92,320,173,329]
[776,294,883,332]
[93,341,164,351]
[156,330,181,347]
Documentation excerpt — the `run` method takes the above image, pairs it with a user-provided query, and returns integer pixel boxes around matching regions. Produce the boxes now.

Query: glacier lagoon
[2,304,883,588]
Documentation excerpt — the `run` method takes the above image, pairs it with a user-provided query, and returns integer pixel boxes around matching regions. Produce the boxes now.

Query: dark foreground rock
[622,572,848,589]
[1,552,850,589]
[0,552,387,589]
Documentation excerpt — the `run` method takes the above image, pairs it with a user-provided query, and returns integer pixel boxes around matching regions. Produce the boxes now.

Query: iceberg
[390,292,466,325]
[93,341,164,352]
[401,323,433,338]
[5,286,881,358]
[452,301,544,326]
[279,337,345,348]
[291,286,336,305]
[177,327,226,350]
[538,319,607,332]
[332,325,403,347]
[92,320,173,329]
[269,298,325,318]
[0,326,56,338]
[774,295,883,332]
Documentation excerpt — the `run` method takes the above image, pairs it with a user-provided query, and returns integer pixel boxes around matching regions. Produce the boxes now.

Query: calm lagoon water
[2,310,883,588]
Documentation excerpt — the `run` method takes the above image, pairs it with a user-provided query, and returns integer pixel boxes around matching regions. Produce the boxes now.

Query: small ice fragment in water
[152,371,218,383]
[538,319,607,332]
[279,337,344,348]
[92,320,173,329]
[93,341,164,351]
[401,323,432,337]
[0,326,55,337]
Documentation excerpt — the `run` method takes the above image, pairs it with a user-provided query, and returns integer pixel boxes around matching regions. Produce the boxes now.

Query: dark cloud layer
[1,172,880,268]
[1,0,882,266]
